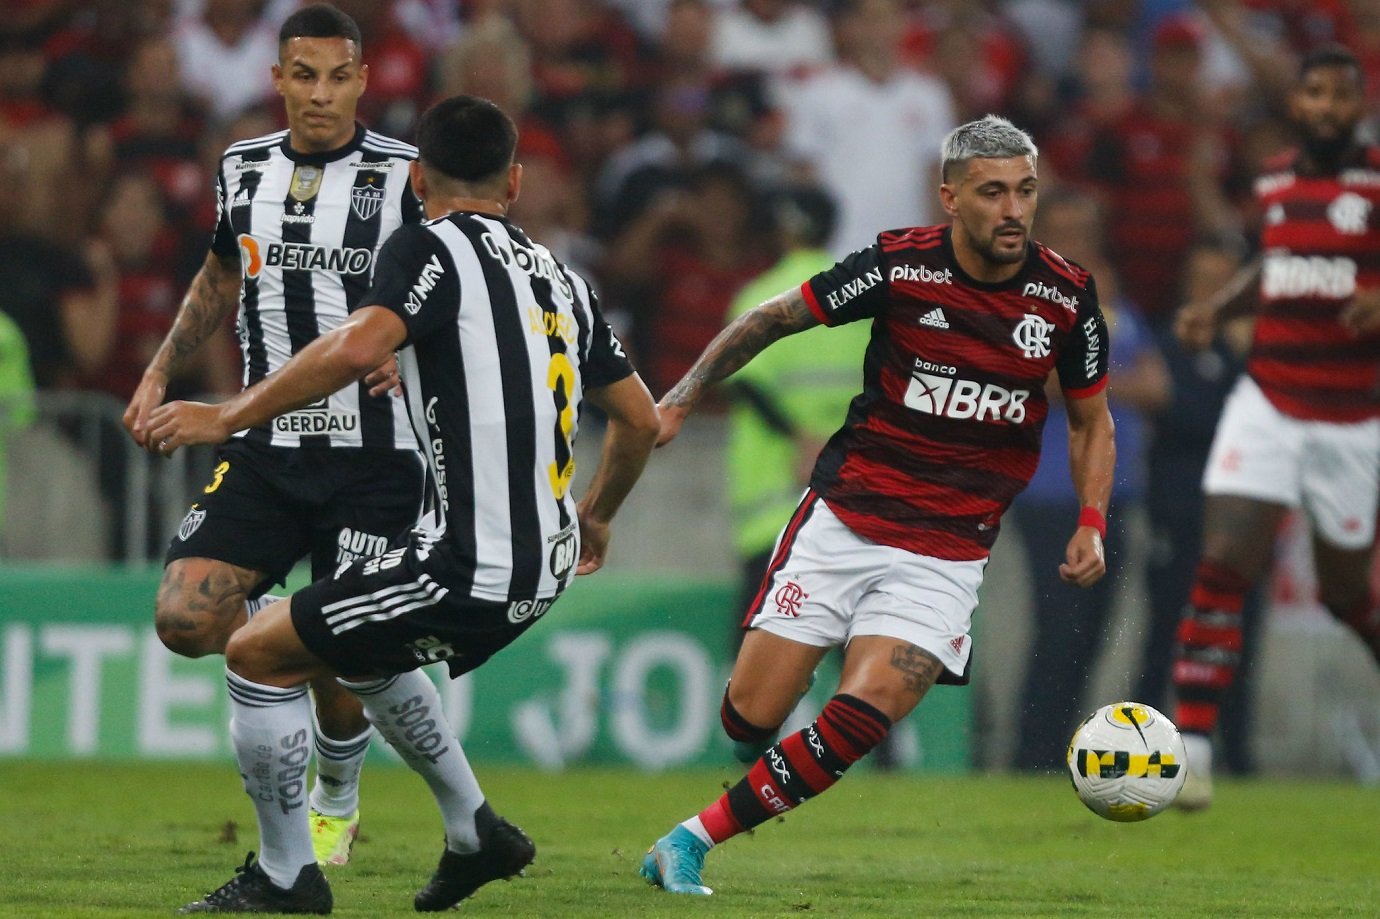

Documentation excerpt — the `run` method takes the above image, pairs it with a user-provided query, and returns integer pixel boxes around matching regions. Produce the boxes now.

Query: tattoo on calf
[889,643,944,694]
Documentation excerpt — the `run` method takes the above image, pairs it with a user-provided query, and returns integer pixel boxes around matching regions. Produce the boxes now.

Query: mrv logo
[904,360,1029,423]
[1261,254,1356,299]
[825,267,882,310]
[1022,280,1078,312]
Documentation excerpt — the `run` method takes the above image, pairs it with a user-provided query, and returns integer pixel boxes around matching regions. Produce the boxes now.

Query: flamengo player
[1171,45,1380,811]
[642,115,1114,895]
[123,5,423,866]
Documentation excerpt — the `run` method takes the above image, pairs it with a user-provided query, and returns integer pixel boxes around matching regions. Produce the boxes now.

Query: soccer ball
[1067,701,1187,822]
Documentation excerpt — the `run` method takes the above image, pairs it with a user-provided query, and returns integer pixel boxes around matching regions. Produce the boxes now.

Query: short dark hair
[1300,43,1361,82]
[279,4,362,50]
[416,96,518,184]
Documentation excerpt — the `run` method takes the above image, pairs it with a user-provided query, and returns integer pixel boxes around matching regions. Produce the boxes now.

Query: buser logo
[904,370,1029,423]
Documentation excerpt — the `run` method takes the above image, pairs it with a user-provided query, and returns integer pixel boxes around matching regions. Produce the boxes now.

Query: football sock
[1333,594,1380,663]
[720,687,775,744]
[696,693,891,844]
[225,668,316,889]
[1173,560,1249,735]
[308,722,371,817]
[342,671,486,852]
[244,593,284,621]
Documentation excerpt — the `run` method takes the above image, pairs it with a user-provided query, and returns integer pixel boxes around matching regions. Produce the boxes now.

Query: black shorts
[290,535,558,678]
[166,439,424,594]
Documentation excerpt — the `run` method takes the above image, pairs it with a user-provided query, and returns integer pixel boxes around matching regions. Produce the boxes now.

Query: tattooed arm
[656,286,820,446]
[124,250,242,449]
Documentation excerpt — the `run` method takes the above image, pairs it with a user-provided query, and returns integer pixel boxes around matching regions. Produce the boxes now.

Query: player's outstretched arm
[657,286,819,446]
[124,251,241,448]
[575,372,659,575]
[1175,254,1262,351]
[1061,389,1116,588]
[144,306,407,456]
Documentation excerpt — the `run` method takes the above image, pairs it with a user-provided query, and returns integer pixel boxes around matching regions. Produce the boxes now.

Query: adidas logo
[918,307,949,329]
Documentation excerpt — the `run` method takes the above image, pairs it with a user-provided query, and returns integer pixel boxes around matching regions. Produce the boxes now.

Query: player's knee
[720,686,778,743]
[154,572,245,658]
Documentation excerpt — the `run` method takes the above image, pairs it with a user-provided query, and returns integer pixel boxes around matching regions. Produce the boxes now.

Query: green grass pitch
[1,760,1376,917]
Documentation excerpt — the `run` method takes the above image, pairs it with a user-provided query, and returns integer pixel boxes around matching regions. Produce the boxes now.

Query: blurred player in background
[148,95,660,914]
[1169,45,1380,810]
[642,115,1114,896]
[123,4,424,866]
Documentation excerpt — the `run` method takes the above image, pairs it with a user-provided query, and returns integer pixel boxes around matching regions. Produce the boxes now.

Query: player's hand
[656,401,688,447]
[364,355,403,397]
[143,401,230,457]
[1341,287,1380,335]
[1059,526,1106,588]
[1174,301,1219,351]
[575,504,610,575]
[123,371,169,449]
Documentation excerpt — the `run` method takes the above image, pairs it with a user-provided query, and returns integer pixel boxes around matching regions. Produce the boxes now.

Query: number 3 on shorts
[203,460,230,494]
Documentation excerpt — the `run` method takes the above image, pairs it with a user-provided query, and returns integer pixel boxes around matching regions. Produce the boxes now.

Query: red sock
[1173,560,1249,735]
[696,694,891,844]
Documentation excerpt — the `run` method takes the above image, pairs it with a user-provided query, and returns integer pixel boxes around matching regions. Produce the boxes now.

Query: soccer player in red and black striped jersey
[642,114,1115,896]
[1169,45,1380,811]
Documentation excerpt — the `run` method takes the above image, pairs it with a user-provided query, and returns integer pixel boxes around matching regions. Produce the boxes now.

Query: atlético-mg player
[1170,45,1380,811]
[642,114,1115,895]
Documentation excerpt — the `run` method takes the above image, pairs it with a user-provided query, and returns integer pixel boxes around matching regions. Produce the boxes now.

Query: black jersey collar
[279,123,366,166]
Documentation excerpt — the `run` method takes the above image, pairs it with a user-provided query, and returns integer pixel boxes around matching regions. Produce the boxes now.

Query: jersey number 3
[547,352,576,499]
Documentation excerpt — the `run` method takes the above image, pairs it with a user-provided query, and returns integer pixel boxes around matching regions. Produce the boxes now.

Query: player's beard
[1300,123,1358,171]
[975,222,1028,266]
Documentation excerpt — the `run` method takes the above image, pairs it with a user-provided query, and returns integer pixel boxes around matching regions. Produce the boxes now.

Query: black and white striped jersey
[211,123,424,450]
[364,212,635,602]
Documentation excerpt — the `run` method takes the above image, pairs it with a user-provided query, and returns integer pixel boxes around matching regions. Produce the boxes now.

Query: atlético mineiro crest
[351,184,384,221]
[178,506,207,541]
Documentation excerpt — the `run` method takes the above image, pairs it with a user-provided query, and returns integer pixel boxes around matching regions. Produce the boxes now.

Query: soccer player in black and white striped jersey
[124,5,423,877]
[146,96,660,913]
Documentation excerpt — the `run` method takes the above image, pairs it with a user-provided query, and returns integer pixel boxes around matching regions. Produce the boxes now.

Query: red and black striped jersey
[1249,146,1380,421]
[799,225,1108,561]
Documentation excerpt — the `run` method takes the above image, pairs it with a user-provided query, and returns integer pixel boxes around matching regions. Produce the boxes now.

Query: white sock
[245,593,285,621]
[680,815,714,848]
[1183,732,1213,774]
[226,668,315,889]
[309,722,371,817]
[343,671,486,852]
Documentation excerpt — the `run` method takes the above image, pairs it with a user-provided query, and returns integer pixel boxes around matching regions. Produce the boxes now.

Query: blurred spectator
[330,0,430,138]
[516,0,646,130]
[0,142,116,390]
[88,36,208,236]
[1080,14,1243,325]
[171,0,279,122]
[593,72,755,237]
[392,0,462,54]
[81,172,232,401]
[603,161,772,398]
[1010,189,1169,772]
[777,0,956,254]
[904,0,1028,123]
[1135,232,1264,777]
[0,309,36,546]
[1036,25,1137,183]
[0,28,93,240]
[710,0,833,77]
[724,185,867,642]
[508,149,603,293]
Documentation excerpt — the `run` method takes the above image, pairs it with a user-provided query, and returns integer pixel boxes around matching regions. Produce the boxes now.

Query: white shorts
[746,494,987,681]
[1202,376,1380,549]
